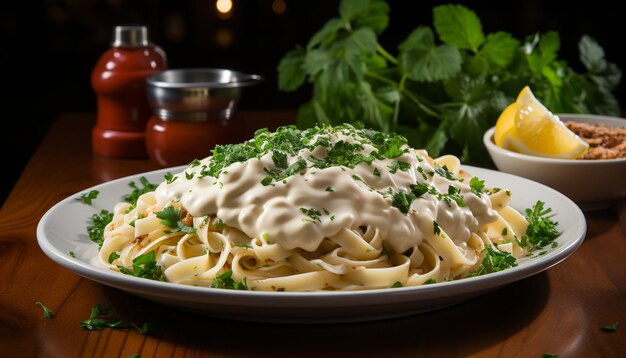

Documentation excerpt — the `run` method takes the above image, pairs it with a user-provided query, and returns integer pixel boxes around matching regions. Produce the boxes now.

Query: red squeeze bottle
[91,26,167,158]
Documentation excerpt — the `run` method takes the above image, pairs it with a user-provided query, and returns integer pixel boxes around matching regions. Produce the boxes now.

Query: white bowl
[483,114,626,210]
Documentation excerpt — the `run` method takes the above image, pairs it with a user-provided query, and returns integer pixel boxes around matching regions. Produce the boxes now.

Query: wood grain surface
[0,113,624,358]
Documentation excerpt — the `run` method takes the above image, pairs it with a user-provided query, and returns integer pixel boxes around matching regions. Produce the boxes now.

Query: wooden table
[1,112,624,357]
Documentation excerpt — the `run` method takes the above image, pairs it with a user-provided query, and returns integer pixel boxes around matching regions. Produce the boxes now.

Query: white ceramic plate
[37,166,586,323]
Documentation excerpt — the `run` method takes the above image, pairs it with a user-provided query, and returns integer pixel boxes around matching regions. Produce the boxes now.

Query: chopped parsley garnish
[470,246,517,276]
[391,281,403,288]
[388,160,411,174]
[189,159,201,167]
[155,206,196,234]
[424,278,437,284]
[69,251,76,258]
[35,301,54,319]
[210,270,248,290]
[108,252,120,264]
[164,172,177,184]
[444,185,465,207]
[76,190,99,205]
[392,190,415,214]
[325,186,334,192]
[117,251,165,281]
[123,177,157,212]
[300,207,323,223]
[81,301,130,331]
[434,164,458,181]
[312,140,374,169]
[411,182,429,197]
[469,177,485,196]
[601,322,619,333]
[185,171,195,180]
[261,158,308,186]
[87,210,113,249]
[501,227,508,236]
[234,243,253,249]
[131,322,150,335]
[433,221,441,236]
[519,201,560,249]
[271,150,289,169]
[213,218,225,230]
[542,354,559,358]
[188,125,414,186]
[417,167,428,180]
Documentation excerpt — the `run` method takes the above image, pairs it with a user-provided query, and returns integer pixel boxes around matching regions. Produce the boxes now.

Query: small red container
[146,117,237,167]
[91,26,167,158]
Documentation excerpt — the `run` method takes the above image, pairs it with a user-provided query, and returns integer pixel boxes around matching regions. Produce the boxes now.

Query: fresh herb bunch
[278,1,622,164]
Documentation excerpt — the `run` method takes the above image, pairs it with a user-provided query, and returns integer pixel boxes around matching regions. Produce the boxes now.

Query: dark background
[1,0,624,206]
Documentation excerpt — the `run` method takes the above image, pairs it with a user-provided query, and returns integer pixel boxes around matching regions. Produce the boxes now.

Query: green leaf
[433,4,485,52]
[538,31,560,64]
[601,322,619,333]
[481,32,520,67]
[36,301,54,319]
[210,270,249,290]
[117,251,165,281]
[398,26,435,52]
[123,177,157,212]
[590,63,622,91]
[526,32,560,73]
[339,0,390,34]
[463,55,489,77]
[579,35,605,72]
[470,246,518,276]
[295,101,318,129]
[425,123,448,158]
[303,49,334,78]
[520,201,560,250]
[87,210,113,250]
[108,252,120,264]
[155,206,180,229]
[336,27,378,57]
[469,177,485,197]
[307,18,344,50]
[398,27,462,82]
[76,190,99,205]
[580,36,622,91]
[81,302,134,332]
[277,48,306,91]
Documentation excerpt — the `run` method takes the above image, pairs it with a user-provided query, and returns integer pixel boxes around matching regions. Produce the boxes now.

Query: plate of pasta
[37,125,586,323]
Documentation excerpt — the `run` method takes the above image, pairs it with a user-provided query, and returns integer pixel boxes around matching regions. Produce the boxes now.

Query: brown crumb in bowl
[565,120,626,159]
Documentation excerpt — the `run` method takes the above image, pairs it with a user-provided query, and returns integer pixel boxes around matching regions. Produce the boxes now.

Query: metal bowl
[146,68,263,121]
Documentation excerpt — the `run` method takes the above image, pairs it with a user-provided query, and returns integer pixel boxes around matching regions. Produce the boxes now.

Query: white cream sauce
[155,130,498,253]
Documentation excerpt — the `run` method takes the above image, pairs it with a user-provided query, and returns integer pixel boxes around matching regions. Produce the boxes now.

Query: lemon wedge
[494,86,589,159]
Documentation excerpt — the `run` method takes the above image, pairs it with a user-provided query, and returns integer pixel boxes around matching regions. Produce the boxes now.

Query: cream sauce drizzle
[155,131,498,253]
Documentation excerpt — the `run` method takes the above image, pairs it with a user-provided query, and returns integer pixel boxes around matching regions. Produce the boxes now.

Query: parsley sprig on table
[35,301,54,319]
[278,0,621,164]
[81,301,149,334]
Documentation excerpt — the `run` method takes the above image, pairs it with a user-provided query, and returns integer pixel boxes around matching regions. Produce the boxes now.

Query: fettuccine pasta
[99,125,531,291]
